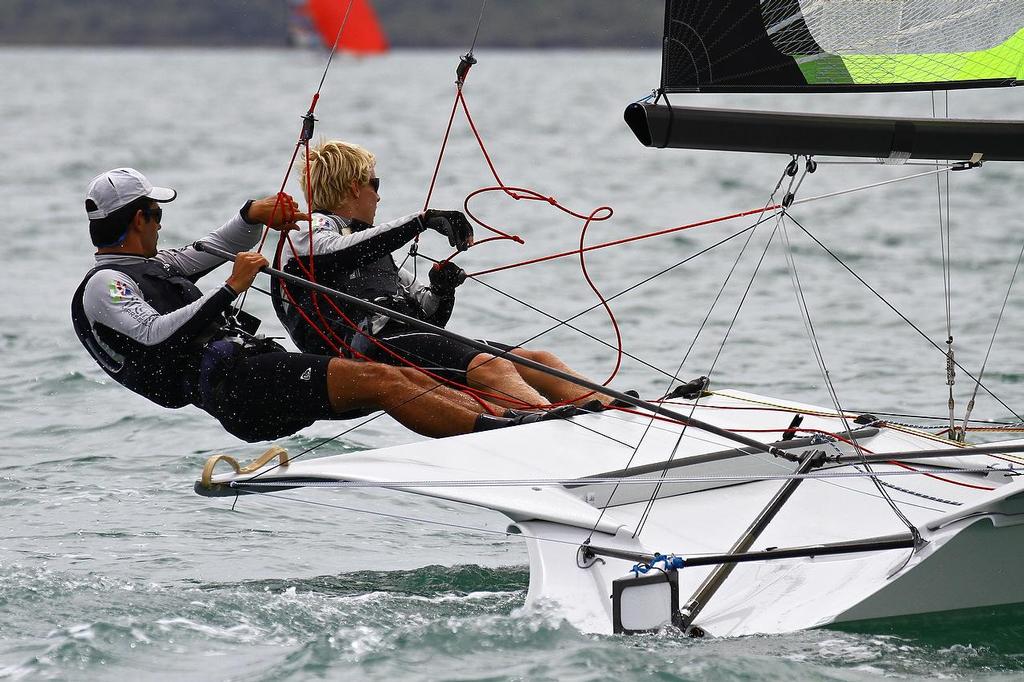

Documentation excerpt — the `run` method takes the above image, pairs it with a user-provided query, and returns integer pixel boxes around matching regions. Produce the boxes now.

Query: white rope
[779,212,923,543]
[789,164,959,208]
[960,237,1024,432]
[589,164,795,541]
[633,167,798,539]
[226,465,1021,489]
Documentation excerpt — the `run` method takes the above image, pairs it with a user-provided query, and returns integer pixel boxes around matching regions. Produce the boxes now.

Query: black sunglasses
[143,206,163,223]
[369,177,380,192]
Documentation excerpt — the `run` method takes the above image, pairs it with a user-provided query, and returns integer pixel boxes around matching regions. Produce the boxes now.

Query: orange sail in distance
[301,0,389,54]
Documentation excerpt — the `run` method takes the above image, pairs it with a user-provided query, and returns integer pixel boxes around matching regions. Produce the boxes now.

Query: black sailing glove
[422,209,474,251]
[429,260,467,293]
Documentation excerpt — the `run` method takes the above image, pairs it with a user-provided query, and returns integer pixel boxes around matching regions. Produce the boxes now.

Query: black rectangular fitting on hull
[624,103,1024,161]
[612,569,683,635]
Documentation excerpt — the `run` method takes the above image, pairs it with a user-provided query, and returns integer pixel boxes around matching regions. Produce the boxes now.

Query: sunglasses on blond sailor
[369,177,380,192]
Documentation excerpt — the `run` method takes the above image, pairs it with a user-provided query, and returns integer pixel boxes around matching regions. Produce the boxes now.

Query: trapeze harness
[272,212,455,357]
[71,258,276,410]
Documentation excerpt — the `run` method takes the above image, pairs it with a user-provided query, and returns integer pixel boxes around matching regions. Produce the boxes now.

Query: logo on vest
[300,367,312,381]
[108,280,134,303]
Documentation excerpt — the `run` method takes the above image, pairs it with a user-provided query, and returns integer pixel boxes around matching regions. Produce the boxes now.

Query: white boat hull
[516,478,1024,636]
[196,390,1024,636]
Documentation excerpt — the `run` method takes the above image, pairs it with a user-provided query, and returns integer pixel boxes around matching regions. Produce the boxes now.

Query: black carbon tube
[625,103,1024,161]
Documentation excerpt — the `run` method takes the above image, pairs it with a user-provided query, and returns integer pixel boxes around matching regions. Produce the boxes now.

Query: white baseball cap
[85,167,177,219]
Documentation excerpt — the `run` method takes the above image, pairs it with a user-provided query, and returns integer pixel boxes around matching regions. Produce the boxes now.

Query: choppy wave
[3,563,1024,680]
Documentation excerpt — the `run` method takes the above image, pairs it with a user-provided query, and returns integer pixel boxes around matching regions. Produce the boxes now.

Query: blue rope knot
[631,553,685,576]
[651,553,685,570]
[630,562,651,577]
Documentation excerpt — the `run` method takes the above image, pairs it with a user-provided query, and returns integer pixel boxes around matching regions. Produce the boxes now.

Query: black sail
[661,0,1024,93]
[631,0,1024,158]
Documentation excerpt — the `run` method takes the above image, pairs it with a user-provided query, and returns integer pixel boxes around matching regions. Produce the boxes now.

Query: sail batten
[663,0,1024,93]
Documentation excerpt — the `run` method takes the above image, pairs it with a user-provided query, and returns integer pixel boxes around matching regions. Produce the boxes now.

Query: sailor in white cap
[84,167,178,249]
[71,168,560,441]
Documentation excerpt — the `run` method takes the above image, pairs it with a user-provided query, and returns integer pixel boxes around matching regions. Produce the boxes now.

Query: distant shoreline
[0,0,662,49]
[0,44,660,51]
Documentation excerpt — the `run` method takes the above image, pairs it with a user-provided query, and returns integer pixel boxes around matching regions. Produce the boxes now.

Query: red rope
[461,185,610,245]
[271,78,751,413]
[458,89,511,195]
[570,206,622,402]
[468,203,783,278]
[890,460,995,491]
[266,108,470,397]
[415,87,626,403]
[423,91,462,211]
[248,83,545,414]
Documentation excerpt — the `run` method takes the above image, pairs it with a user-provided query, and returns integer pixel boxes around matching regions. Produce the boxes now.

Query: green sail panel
[826,27,1024,86]
[662,0,1024,92]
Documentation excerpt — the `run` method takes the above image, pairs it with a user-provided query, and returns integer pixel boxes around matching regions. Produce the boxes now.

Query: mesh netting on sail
[626,0,1024,159]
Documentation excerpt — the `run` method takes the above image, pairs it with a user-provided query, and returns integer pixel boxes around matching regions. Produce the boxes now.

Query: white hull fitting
[196,390,1024,636]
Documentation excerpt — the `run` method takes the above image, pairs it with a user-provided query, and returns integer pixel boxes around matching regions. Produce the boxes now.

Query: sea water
[3,47,1024,680]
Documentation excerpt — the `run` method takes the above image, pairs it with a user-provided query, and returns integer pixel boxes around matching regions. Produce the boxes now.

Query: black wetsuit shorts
[203,351,338,442]
[359,331,515,384]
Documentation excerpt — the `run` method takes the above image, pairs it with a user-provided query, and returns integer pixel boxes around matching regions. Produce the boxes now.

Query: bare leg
[508,349,615,406]
[466,353,549,409]
[326,358,496,437]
